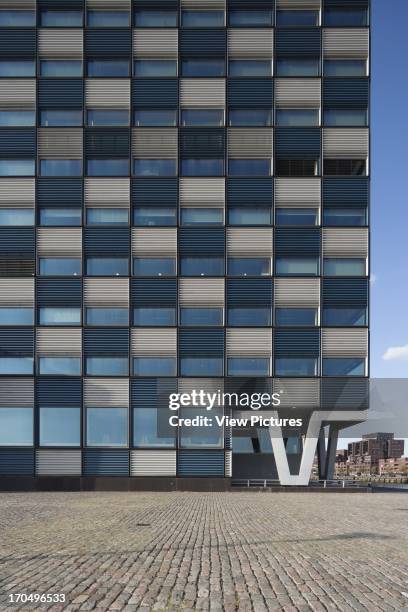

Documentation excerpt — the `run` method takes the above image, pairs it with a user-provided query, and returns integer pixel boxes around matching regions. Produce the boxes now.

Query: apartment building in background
[0,0,370,489]
[346,434,405,476]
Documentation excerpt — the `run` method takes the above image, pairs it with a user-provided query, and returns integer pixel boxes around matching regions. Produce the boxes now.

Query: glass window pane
[40,160,82,177]
[277,10,319,26]
[181,59,224,77]
[323,308,367,327]
[182,10,224,27]
[40,208,82,226]
[41,10,83,26]
[0,160,35,176]
[275,358,318,376]
[324,8,368,27]
[0,60,35,77]
[0,110,35,127]
[134,10,177,27]
[86,357,128,376]
[180,357,223,376]
[229,159,270,176]
[324,109,367,127]
[228,207,271,226]
[40,407,80,447]
[0,209,34,226]
[39,258,81,276]
[133,357,176,376]
[323,358,365,376]
[275,308,317,326]
[324,60,367,77]
[87,10,129,27]
[181,208,223,226]
[179,407,223,448]
[88,60,129,77]
[276,58,320,77]
[87,159,128,176]
[40,110,82,127]
[0,10,35,26]
[276,109,319,127]
[0,307,33,325]
[275,257,319,276]
[228,307,271,326]
[133,307,176,326]
[133,159,177,177]
[324,258,366,276]
[39,308,80,325]
[0,408,33,446]
[181,159,223,176]
[40,60,82,77]
[133,258,176,276]
[229,60,271,77]
[86,258,128,276]
[228,9,273,26]
[323,208,366,227]
[86,208,128,226]
[39,357,81,375]
[180,257,224,276]
[228,358,270,376]
[87,407,128,447]
[180,308,223,326]
[181,109,224,127]
[275,208,318,226]
[134,109,177,127]
[86,308,128,326]
[87,110,129,127]
[133,206,176,226]
[228,258,270,276]
[0,357,33,375]
[134,60,177,77]
[133,408,175,447]
[229,109,272,127]
[276,159,319,177]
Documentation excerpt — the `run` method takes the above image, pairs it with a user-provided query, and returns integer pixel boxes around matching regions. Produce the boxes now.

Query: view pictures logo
[168,390,281,411]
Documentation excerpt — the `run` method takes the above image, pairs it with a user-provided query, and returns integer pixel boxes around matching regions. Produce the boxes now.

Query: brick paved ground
[0,492,408,611]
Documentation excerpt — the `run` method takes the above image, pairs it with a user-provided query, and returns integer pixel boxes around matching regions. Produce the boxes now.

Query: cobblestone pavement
[0,492,408,612]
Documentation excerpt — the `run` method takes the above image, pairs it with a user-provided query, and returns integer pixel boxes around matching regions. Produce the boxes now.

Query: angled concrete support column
[317,426,327,480]
[325,425,339,481]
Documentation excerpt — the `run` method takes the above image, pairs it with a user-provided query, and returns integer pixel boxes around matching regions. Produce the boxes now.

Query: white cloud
[383,345,408,361]
[370,274,377,284]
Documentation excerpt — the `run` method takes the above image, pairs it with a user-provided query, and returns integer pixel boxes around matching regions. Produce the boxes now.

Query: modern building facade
[0,0,369,488]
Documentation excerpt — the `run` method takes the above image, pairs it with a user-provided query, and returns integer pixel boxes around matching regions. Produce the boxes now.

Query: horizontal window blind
[227,228,273,256]
[0,179,35,207]
[84,279,129,307]
[36,328,82,355]
[85,79,130,109]
[0,80,35,109]
[132,128,178,159]
[84,178,130,207]
[323,128,368,159]
[228,129,273,159]
[275,178,321,208]
[131,279,177,306]
[227,278,272,305]
[37,377,82,406]
[322,228,368,258]
[84,328,129,355]
[36,450,82,476]
[322,329,368,357]
[179,178,225,208]
[226,329,272,357]
[36,228,82,256]
[228,79,273,107]
[84,378,129,407]
[0,279,34,306]
[131,228,177,256]
[38,128,83,159]
[275,79,321,108]
[0,378,34,408]
[274,278,320,307]
[179,279,225,307]
[131,451,176,477]
[228,29,273,58]
[180,79,225,108]
[323,29,369,59]
[133,29,178,58]
[227,178,273,206]
[37,279,82,307]
[274,378,320,408]
[38,29,83,58]
[131,328,177,356]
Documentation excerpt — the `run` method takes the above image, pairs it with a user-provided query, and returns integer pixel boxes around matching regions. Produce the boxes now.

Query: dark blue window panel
[227,279,272,305]
[228,0,274,6]
[179,229,225,255]
[0,129,36,157]
[180,30,226,57]
[275,128,321,159]
[177,450,224,477]
[0,328,34,355]
[131,278,177,306]
[134,0,178,7]
[0,30,36,56]
[179,329,224,357]
[85,129,130,157]
[37,279,82,307]
[321,378,369,411]
[0,450,34,476]
[275,29,321,56]
[325,0,368,6]
[323,78,369,108]
[322,278,369,307]
[39,0,84,7]
[36,179,83,206]
[37,377,82,406]
[84,328,129,355]
[132,178,178,206]
[227,178,273,206]
[180,129,225,158]
[227,79,273,107]
[83,450,129,476]
[0,229,35,254]
[275,228,321,255]
[131,378,177,408]
[84,228,130,255]
[86,30,131,57]
[132,79,178,108]
[274,329,320,357]
[38,80,83,108]
[323,178,369,207]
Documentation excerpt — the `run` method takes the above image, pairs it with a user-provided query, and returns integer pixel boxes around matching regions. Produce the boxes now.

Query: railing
[231,479,366,489]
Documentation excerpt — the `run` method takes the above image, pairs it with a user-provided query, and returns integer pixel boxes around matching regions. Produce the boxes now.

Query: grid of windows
[0,0,369,478]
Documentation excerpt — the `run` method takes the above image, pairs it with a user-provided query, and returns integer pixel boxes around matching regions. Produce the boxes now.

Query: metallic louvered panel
[323,128,369,159]
[85,79,130,109]
[38,79,83,108]
[86,30,132,57]
[275,79,321,108]
[181,0,225,7]
[36,328,82,355]
[0,179,35,207]
[84,178,130,207]
[130,451,176,476]
[131,328,177,356]
[133,29,178,58]
[228,29,273,58]
[38,129,83,159]
[37,377,82,406]
[84,378,129,407]
[179,178,225,208]
[179,329,224,356]
[0,450,34,476]
[322,228,368,258]
[84,279,129,307]
[225,451,232,477]
[226,329,272,356]
[228,129,273,159]
[177,378,224,394]
[36,228,82,256]
[322,278,368,307]
[179,279,225,307]
[274,278,320,307]
[321,377,369,411]
[0,379,34,408]
[322,329,368,357]
[274,378,320,409]
[0,80,36,109]
[323,29,369,59]
[277,0,321,7]
[83,450,129,476]
[132,128,178,159]
[0,279,34,306]
[0,0,35,6]
[179,79,225,108]
[87,0,130,7]
[275,178,321,208]
[36,450,82,476]
[227,228,273,256]
[38,29,83,58]
[228,178,273,205]
[132,228,177,256]
[177,451,225,476]
[227,278,272,305]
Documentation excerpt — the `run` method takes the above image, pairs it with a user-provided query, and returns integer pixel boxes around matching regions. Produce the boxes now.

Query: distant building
[379,457,408,476]
[346,433,405,476]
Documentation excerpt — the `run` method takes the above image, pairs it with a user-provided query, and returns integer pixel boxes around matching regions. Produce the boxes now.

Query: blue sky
[371,0,408,377]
